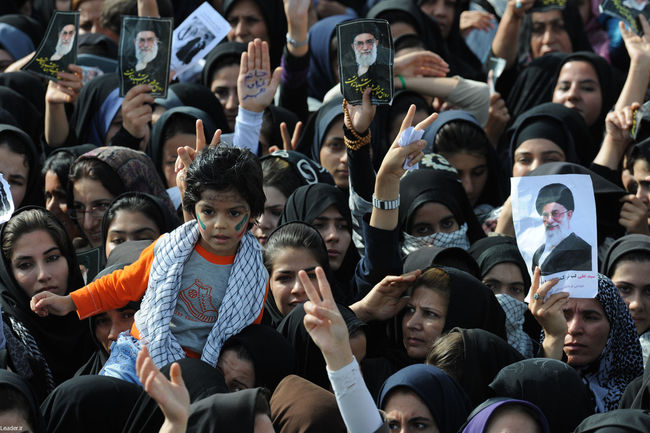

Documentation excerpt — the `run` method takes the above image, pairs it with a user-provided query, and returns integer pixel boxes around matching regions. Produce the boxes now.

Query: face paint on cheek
[235,213,249,237]
[197,213,207,231]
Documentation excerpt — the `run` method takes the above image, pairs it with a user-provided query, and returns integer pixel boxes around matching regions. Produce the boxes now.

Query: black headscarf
[0,207,94,385]
[398,158,486,244]
[378,364,472,433]
[259,150,336,186]
[41,375,142,433]
[423,110,508,208]
[159,82,230,132]
[468,235,531,290]
[222,0,287,68]
[222,324,295,393]
[264,105,299,152]
[0,87,43,147]
[403,246,480,278]
[0,369,45,433]
[0,124,44,208]
[278,183,360,301]
[446,328,524,407]
[187,388,268,433]
[573,409,650,433]
[527,162,626,245]
[601,234,650,277]
[517,2,593,65]
[0,14,42,60]
[270,375,347,433]
[296,96,343,165]
[0,71,46,115]
[508,102,593,172]
[149,107,217,186]
[489,358,594,433]
[69,73,122,147]
[201,41,247,89]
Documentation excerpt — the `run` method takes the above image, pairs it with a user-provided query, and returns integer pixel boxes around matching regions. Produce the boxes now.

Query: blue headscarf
[378,364,472,433]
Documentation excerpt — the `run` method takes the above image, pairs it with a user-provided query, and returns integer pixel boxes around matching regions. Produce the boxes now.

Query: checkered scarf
[135,220,268,368]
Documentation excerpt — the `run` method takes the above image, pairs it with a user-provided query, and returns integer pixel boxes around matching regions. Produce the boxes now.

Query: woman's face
[94,307,137,353]
[211,64,239,131]
[627,159,650,223]
[408,202,459,237]
[311,204,351,272]
[269,247,320,316]
[420,0,457,39]
[482,262,526,302]
[105,209,160,259]
[612,260,650,335]
[252,186,287,245]
[402,286,449,360]
[11,229,69,298]
[553,61,602,127]
[512,139,565,177]
[0,144,28,208]
[162,133,196,188]
[530,9,572,59]
[444,152,488,207]
[319,117,348,189]
[485,407,542,433]
[72,177,115,248]
[0,410,32,433]
[384,389,439,433]
[563,298,610,367]
[226,0,269,44]
[217,347,256,392]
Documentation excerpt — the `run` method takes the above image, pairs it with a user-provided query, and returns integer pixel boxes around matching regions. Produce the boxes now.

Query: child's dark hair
[183,145,265,219]
[263,222,329,274]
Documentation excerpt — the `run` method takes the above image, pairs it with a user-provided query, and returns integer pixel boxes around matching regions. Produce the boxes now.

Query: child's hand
[175,120,221,202]
[300,267,353,371]
[30,292,75,317]
[237,38,282,113]
[136,346,189,432]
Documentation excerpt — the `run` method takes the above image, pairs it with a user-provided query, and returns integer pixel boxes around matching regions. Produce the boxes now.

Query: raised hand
[619,194,650,235]
[30,292,75,317]
[460,11,496,37]
[484,92,510,147]
[528,267,569,359]
[175,119,221,208]
[351,270,421,322]
[620,15,650,65]
[394,50,449,78]
[136,346,189,433]
[122,84,154,140]
[345,88,376,133]
[269,120,303,152]
[300,267,353,371]
[238,39,282,113]
[46,64,83,104]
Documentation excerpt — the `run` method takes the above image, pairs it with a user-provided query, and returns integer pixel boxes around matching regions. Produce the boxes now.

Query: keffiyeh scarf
[135,221,268,368]
[401,223,470,256]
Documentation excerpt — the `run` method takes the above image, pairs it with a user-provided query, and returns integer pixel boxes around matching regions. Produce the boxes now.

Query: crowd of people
[2,0,650,431]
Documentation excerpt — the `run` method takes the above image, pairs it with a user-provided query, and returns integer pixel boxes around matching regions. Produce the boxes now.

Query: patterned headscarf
[542,274,643,412]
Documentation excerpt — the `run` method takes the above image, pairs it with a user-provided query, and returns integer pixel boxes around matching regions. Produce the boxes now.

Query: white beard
[51,38,73,61]
[135,43,158,71]
[544,218,571,252]
[355,44,377,75]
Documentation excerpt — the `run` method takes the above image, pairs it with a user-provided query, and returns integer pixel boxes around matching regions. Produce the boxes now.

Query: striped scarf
[135,221,268,368]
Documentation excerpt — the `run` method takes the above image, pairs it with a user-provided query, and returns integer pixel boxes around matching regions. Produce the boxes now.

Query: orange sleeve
[71,240,156,319]
[252,280,269,324]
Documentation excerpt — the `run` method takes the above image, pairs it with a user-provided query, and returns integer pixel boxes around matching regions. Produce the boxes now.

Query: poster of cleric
[119,16,173,98]
[511,174,598,299]
[22,11,79,81]
[337,18,393,105]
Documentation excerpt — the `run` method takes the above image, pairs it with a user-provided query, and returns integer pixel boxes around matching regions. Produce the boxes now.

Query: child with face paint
[28,38,279,386]
[29,144,268,386]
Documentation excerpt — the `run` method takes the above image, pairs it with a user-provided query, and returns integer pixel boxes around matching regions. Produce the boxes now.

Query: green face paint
[235,213,249,232]
[197,213,206,230]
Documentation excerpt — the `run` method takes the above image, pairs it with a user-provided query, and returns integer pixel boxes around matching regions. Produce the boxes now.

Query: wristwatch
[286,32,309,48]
[372,194,400,210]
